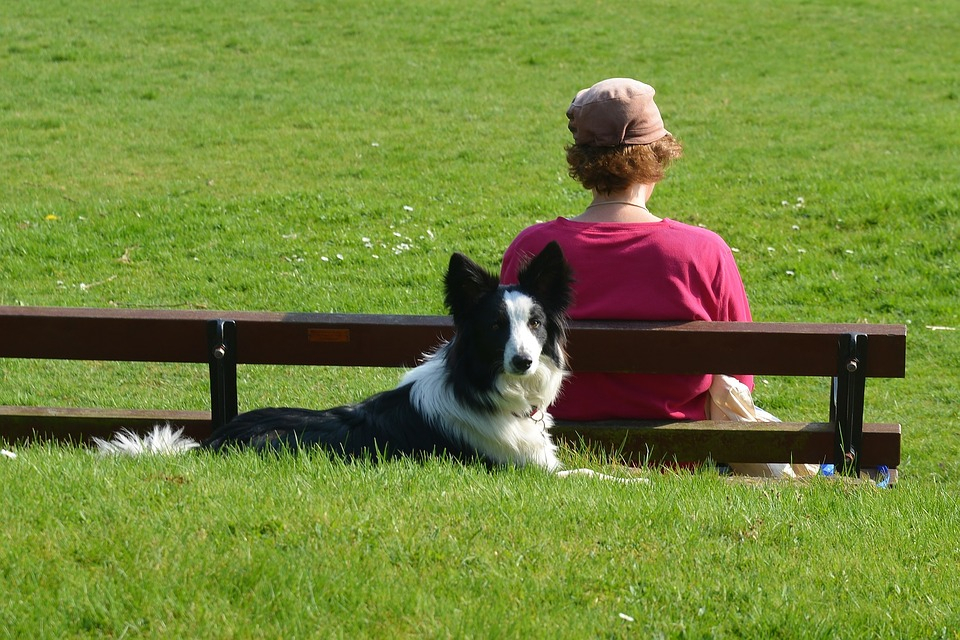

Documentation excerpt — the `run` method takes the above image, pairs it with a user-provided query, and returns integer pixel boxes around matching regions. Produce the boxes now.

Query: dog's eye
[528,319,542,329]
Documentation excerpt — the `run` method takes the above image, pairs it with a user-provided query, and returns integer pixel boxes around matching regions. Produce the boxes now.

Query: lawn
[1,0,959,637]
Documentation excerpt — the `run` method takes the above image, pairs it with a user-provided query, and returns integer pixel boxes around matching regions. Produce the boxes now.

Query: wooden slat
[0,306,451,367]
[553,420,901,466]
[0,406,211,444]
[566,320,906,377]
[0,405,899,467]
[0,306,907,376]
[0,306,216,362]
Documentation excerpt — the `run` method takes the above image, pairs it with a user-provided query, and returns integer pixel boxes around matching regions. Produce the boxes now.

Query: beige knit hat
[566,78,670,146]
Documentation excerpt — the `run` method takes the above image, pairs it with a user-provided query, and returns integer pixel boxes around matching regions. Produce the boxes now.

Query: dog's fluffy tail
[92,424,200,456]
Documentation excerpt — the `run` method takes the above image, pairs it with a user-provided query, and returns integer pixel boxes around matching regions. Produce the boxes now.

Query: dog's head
[445,241,573,377]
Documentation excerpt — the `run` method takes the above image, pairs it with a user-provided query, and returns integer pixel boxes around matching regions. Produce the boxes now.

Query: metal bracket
[207,319,238,432]
[830,332,868,476]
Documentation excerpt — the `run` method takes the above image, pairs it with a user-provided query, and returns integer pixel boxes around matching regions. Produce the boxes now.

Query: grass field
[2,0,959,637]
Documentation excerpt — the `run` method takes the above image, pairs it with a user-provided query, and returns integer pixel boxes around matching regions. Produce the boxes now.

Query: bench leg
[831,332,867,476]
[207,319,238,432]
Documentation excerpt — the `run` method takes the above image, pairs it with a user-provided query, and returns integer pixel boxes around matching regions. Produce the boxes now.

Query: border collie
[95,242,574,470]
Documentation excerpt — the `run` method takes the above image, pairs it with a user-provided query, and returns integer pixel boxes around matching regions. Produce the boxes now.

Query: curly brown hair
[565,134,684,194]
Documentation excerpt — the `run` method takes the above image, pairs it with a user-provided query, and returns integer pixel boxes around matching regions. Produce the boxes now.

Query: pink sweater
[501,217,753,420]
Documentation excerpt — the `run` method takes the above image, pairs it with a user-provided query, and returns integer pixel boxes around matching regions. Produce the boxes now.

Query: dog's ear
[516,241,574,316]
[445,252,500,320]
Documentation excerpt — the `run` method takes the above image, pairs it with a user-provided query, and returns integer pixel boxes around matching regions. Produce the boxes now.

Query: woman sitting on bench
[501,77,753,424]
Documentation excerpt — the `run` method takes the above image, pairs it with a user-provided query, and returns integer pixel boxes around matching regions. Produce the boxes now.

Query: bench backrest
[0,306,906,376]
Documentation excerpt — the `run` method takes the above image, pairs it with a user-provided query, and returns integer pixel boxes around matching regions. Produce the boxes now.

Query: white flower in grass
[786,270,795,276]
[403,205,414,212]
[1,449,16,460]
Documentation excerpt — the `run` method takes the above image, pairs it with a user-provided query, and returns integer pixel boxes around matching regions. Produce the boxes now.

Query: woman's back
[501,216,752,421]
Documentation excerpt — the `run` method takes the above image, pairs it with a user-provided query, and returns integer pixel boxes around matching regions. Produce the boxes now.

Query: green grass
[2,0,959,637]
[4,447,959,639]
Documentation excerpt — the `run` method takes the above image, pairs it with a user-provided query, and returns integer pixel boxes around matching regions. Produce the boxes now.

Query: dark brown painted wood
[552,420,901,466]
[0,405,899,467]
[0,306,906,375]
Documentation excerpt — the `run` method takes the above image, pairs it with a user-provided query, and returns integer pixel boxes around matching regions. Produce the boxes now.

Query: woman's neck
[572,184,661,223]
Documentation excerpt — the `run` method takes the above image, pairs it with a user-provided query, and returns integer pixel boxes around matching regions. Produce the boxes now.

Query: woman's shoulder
[661,217,725,238]
[512,217,569,237]
[659,218,736,250]
[502,219,572,283]
[504,218,570,252]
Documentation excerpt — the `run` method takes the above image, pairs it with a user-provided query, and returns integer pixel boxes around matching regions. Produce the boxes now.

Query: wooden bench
[0,306,906,476]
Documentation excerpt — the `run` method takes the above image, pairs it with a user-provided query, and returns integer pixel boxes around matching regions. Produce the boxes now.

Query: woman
[500,78,753,422]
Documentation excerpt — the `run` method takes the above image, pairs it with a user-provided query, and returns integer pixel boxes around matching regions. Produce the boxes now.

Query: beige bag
[708,375,819,478]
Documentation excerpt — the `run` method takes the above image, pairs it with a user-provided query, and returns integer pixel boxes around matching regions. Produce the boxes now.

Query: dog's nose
[511,355,533,372]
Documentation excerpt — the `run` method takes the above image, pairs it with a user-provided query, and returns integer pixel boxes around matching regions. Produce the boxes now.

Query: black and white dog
[96,242,574,470]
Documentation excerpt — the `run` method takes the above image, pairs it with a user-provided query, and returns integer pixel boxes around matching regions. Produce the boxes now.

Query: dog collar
[514,406,544,423]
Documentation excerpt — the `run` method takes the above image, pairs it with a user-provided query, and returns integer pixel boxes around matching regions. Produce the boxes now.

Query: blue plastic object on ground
[818,463,892,488]
[875,465,891,489]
